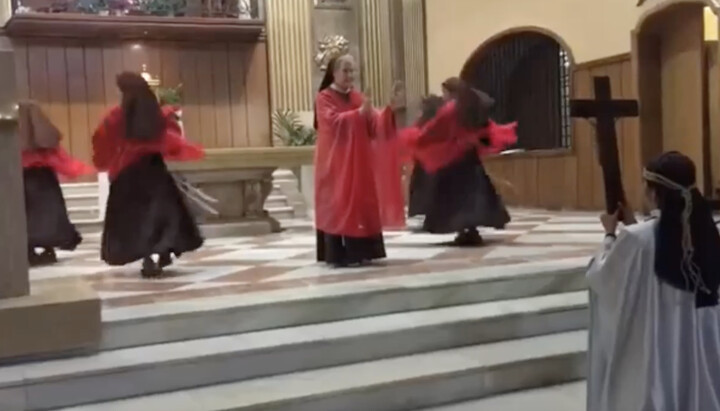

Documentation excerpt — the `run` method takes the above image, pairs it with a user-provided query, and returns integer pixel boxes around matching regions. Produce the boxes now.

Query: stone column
[0,117,29,299]
[0,44,101,364]
[0,41,27,298]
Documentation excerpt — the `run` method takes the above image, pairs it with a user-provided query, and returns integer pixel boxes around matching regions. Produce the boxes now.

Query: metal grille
[466,32,572,150]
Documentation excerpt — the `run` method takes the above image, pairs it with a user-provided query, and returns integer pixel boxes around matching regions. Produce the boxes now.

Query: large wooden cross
[571,76,639,214]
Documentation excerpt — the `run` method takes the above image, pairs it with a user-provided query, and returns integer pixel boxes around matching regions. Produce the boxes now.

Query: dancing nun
[313,54,403,267]
[19,100,94,265]
[400,78,517,245]
[92,72,204,278]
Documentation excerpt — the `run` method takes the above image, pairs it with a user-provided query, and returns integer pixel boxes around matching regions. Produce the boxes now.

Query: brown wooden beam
[5,14,265,42]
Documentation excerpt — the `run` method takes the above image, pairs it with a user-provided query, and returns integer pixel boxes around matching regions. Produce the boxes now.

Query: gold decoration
[314,34,350,71]
[140,64,161,94]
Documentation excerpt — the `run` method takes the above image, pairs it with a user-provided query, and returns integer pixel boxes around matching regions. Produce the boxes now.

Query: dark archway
[461,29,574,150]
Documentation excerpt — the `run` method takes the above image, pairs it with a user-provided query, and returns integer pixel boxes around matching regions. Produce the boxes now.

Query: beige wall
[425,0,713,92]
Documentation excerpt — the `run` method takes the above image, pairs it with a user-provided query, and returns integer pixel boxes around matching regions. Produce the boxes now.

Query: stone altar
[168,146,314,237]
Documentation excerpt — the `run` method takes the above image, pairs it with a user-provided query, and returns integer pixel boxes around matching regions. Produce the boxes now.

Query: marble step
[421,381,585,411]
[101,258,589,350]
[74,218,104,235]
[61,182,98,197]
[266,194,288,208]
[63,193,98,208]
[68,205,100,221]
[55,330,586,411]
[0,292,588,410]
[267,205,295,219]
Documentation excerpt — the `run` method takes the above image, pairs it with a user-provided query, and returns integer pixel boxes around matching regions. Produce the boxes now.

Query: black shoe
[28,249,43,267]
[453,229,484,247]
[158,253,173,269]
[141,257,163,278]
[40,248,58,264]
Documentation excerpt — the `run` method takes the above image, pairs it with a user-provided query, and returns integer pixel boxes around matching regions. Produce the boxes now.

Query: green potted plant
[272,109,316,147]
[272,109,316,207]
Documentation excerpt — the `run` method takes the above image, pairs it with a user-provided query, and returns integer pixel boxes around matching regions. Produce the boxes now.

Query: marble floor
[30,209,605,313]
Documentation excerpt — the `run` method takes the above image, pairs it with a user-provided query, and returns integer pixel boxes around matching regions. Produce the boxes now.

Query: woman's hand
[390,81,405,110]
[601,202,636,235]
[360,98,373,116]
[600,210,620,236]
[620,202,637,226]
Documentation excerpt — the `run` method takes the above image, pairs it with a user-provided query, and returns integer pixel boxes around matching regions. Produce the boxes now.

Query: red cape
[399,101,518,172]
[22,147,95,180]
[370,107,406,229]
[92,105,204,181]
[314,88,405,237]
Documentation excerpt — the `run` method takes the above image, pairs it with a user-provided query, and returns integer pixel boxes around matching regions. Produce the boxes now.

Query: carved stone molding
[314,0,352,10]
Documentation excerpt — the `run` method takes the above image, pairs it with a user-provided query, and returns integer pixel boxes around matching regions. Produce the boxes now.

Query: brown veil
[17,100,62,150]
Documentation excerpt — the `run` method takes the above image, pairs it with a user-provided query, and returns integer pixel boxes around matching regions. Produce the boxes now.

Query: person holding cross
[586,151,720,411]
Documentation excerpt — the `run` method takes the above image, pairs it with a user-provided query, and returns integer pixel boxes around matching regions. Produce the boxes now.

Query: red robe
[92,105,204,181]
[314,88,404,237]
[399,101,518,173]
[22,147,94,180]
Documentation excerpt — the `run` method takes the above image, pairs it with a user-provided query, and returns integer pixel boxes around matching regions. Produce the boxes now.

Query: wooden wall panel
[245,42,272,147]
[178,47,201,145]
[211,45,233,149]
[12,38,272,161]
[484,53,643,211]
[659,7,705,190]
[229,48,250,147]
[46,46,70,152]
[66,46,91,164]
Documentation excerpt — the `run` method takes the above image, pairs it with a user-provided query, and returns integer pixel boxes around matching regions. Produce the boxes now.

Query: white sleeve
[586,229,642,303]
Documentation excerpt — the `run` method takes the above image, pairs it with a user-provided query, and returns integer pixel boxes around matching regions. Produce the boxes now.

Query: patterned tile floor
[30,209,605,310]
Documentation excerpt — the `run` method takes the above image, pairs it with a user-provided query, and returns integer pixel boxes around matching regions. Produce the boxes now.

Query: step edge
[2,302,588,388]
[102,264,589,324]
[38,339,586,411]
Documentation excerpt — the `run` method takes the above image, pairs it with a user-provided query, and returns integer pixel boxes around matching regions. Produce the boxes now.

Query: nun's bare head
[331,54,356,91]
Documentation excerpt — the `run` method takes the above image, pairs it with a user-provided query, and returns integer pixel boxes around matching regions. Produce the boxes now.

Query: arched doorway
[634,1,713,194]
[461,29,574,151]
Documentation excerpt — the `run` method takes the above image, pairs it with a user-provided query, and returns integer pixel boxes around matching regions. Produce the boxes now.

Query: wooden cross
[570,76,639,214]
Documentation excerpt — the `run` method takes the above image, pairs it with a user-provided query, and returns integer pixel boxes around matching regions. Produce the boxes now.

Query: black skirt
[101,154,203,266]
[24,167,82,250]
[422,149,511,234]
[408,161,434,217]
[316,230,386,265]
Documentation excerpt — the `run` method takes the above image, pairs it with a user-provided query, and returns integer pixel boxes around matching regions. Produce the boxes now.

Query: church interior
[0,0,716,409]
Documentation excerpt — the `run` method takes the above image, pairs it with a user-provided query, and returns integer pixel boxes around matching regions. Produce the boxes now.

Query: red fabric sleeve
[370,107,406,229]
[314,90,383,237]
[22,147,95,179]
[160,112,204,162]
[477,120,518,157]
[411,102,473,173]
[92,107,123,171]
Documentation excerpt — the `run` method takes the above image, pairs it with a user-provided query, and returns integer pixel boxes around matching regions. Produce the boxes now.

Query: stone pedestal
[169,146,314,237]
[0,118,101,363]
[0,281,101,362]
